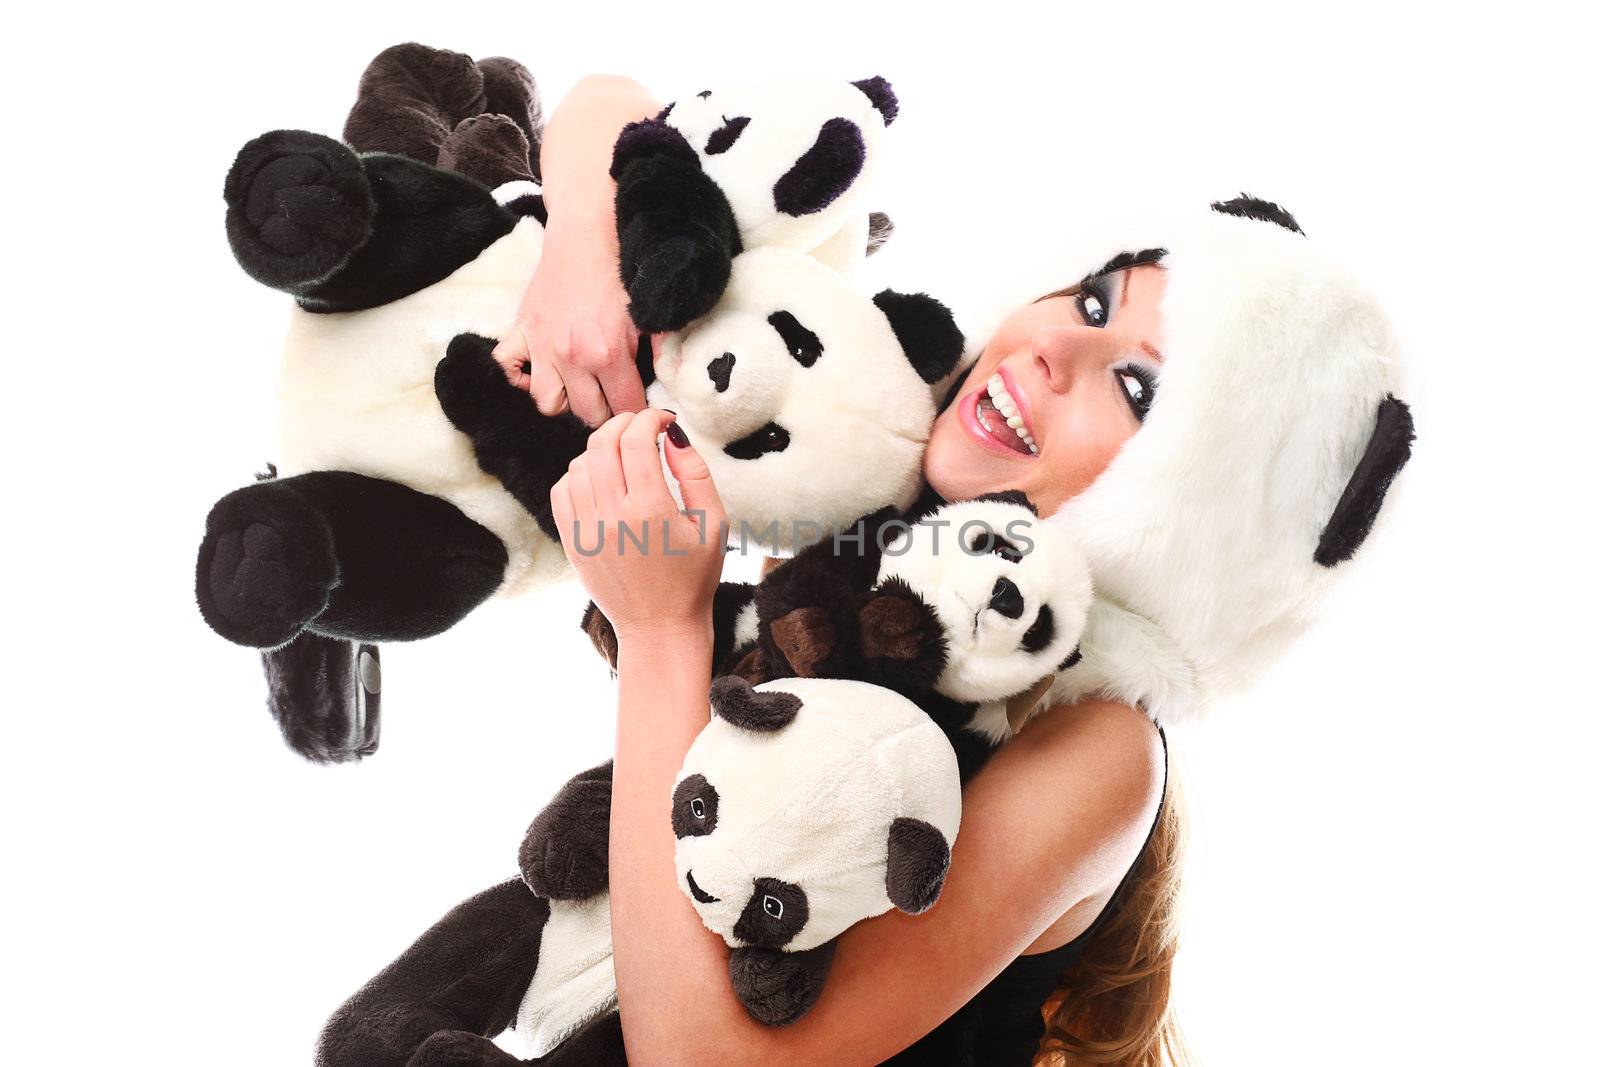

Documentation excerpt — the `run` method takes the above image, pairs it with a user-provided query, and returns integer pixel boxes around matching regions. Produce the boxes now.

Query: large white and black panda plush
[313,502,1091,1066]
[195,44,961,760]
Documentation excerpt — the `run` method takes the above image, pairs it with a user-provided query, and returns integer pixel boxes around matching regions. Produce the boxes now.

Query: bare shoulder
[973,700,1165,899]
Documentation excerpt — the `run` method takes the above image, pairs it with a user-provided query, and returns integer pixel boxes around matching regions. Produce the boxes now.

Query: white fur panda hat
[1007,196,1417,725]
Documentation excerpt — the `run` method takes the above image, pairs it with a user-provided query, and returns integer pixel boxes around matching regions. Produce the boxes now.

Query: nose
[989,577,1024,618]
[708,352,735,393]
[1031,325,1121,393]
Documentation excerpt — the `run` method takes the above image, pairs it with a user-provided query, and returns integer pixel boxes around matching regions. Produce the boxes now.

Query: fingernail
[665,422,690,449]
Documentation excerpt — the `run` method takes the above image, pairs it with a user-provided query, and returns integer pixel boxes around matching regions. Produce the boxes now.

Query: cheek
[1029,405,1135,516]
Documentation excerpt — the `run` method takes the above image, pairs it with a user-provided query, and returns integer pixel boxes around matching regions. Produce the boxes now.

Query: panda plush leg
[316,879,549,1067]
[196,471,507,648]
[260,631,382,764]
[223,129,517,314]
[409,1012,627,1066]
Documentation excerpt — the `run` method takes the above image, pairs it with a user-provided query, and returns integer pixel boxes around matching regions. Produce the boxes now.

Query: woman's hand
[493,210,644,425]
[551,409,726,649]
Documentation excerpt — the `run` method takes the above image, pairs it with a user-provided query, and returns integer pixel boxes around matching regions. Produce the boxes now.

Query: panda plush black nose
[989,577,1024,619]
[708,352,735,393]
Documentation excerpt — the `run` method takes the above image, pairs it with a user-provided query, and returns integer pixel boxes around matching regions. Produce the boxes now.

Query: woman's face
[924,264,1167,517]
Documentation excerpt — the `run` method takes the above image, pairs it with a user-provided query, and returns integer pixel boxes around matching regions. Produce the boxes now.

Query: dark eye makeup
[1114,364,1156,422]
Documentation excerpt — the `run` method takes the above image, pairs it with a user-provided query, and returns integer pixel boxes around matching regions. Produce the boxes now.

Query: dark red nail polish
[665,422,690,449]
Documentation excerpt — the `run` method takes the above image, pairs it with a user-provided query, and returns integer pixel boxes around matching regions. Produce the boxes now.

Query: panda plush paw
[196,481,339,648]
[223,129,375,292]
[434,333,526,436]
[407,1030,524,1067]
[518,761,614,900]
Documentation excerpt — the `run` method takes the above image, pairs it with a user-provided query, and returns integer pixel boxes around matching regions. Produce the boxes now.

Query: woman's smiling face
[925,264,1167,517]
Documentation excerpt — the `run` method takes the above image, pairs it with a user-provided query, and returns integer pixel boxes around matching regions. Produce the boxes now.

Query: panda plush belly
[276,216,563,595]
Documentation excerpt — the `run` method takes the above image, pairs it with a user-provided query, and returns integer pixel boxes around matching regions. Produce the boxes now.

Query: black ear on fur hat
[1314,394,1414,566]
[872,291,965,384]
[710,676,801,732]
[1211,193,1304,235]
[609,118,699,180]
[885,817,951,914]
[851,76,899,125]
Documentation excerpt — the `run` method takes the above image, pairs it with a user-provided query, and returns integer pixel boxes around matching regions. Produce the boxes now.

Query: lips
[960,370,1038,459]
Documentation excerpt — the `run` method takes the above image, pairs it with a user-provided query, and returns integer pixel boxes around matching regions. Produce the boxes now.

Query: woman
[323,76,1412,1066]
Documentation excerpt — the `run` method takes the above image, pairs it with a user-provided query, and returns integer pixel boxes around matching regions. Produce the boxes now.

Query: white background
[5,2,1595,1064]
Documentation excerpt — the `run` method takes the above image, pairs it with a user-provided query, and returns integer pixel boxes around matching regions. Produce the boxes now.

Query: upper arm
[636,700,1163,1066]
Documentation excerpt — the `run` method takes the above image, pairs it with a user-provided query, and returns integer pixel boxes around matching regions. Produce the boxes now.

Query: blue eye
[1076,280,1112,327]
[1115,365,1156,421]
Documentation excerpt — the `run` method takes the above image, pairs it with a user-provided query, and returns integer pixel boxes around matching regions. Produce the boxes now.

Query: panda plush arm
[224,128,527,314]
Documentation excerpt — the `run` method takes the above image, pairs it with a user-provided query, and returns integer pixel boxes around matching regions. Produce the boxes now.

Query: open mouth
[963,372,1037,457]
[685,870,719,904]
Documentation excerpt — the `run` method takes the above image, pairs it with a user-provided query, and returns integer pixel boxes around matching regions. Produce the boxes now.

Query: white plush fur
[674,677,961,953]
[650,249,937,551]
[877,499,1092,707]
[514,894,617,1056]
[1004,206,1414,723]
[275,213,569,597]
[663,80,888,270]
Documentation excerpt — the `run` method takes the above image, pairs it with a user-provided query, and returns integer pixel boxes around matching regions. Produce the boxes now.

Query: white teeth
[986,374,1038,455]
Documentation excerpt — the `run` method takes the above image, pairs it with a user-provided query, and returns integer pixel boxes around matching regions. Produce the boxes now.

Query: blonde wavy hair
[1034,775,1189,1067]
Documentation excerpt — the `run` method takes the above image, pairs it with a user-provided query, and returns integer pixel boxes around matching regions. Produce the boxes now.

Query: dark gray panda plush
[194,43,962,760]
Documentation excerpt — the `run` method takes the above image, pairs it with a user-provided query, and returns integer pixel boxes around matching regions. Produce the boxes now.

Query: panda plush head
[876,495,1093,706]
[671,675,960,1022]
[648,248,964,552]
[653,77,896,265]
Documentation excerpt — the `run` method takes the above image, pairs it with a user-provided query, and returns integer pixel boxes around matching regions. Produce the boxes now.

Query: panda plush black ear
[885,817,951,914]
[851,76,900,125]
[1211,193,1304,236]
[1314,394,1415,566]
[872,291,965,385]
[710,676,801,732]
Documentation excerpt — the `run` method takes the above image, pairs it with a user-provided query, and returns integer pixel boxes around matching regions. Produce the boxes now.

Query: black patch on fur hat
[1020,604,1056,653]
[705,115,751,155]
[1314,394,1414,566]
[768,310,823,367]
[972,490,1038,515]
[710,676,801,731]
[728,941,837,1026]
[851,76,899,125]
[733,877,810,948]
[519,761,614,900]
[773,118,865,217]
[886,817,950,914]
[872,290,965,384]
[671,773,720,838]
[1211,194,1304,235]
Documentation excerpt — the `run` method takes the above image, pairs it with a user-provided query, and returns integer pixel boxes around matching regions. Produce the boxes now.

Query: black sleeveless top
[879,727,1169,1066]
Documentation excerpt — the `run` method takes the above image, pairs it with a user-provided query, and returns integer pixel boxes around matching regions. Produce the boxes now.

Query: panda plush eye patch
[672,774,719,837]
[1020,604,1056,653]
[705,115,751,155]
[723,422,791,460]
[733,877,810,948]
[767,311,823,367]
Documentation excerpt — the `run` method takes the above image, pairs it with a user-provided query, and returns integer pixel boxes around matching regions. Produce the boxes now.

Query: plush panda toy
[195,43,961,760]
[315,502,1091,1065]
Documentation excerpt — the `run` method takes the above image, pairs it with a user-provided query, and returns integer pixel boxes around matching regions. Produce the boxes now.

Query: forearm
[607,626,775,1064]
[539,74,659,228]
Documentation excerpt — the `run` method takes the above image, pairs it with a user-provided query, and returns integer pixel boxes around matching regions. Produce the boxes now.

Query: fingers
[492,329,533,392]
[528,340,569,416]
[619,409,675,505]
[561,366,612,428]
[583,411,633,504]
[662,421,726,532]
[596,349,648,417]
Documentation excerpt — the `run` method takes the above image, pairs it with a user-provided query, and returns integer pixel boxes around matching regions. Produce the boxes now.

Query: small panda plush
[195,43,961,759]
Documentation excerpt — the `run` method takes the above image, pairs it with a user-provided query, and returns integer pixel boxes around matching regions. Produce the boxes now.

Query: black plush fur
[197,471,507,648]
[434,333,594,542]
[727,942,838,1027]
[439,114,535,190]
[260,632,381,763]
[315,879,550,1067]
[850,76,899,126]
[866,210,894,256]
[613,139,744,332]
[1211,193,1304,235]
[885,817,952,914]
[519,761,614,900]
[1314,394,1414,565]
[710,676,803,732]
[223,130,519,313]
[772,118,866,218]
[871,290,966,384]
